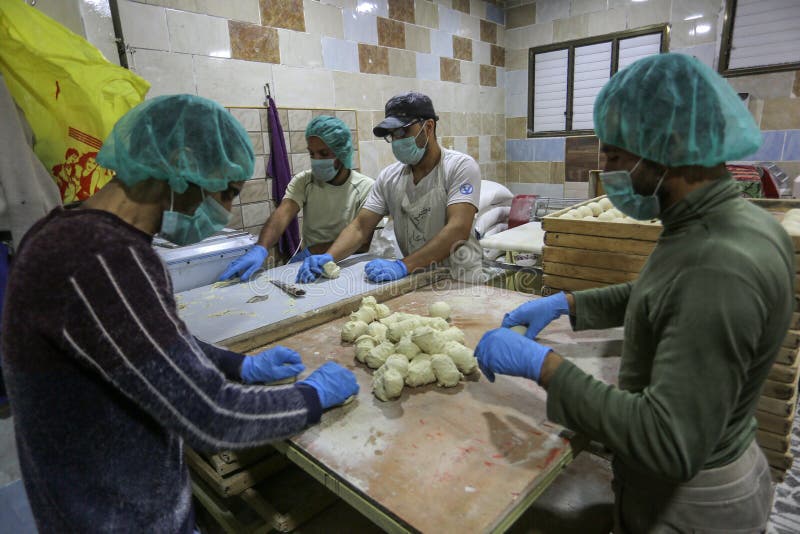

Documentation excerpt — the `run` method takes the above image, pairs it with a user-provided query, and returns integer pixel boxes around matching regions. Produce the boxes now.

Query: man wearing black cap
[296,92,484,284]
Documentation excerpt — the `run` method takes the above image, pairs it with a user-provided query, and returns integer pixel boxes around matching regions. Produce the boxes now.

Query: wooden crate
[541,196,800,478]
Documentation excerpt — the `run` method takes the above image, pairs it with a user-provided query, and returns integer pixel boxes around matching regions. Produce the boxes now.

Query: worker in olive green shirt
[476,53,794,533]
[220,115,374,281]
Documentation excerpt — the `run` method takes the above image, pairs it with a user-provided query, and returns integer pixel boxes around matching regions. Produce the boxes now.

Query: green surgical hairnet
[305,115,354,169]
[593,53,762,167]
[97,94,255,193]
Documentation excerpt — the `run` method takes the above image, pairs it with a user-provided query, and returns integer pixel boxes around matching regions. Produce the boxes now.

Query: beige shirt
[283,169,374,248]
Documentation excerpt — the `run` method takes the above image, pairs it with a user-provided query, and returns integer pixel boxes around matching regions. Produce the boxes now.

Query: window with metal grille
[528,24,669,137]
[719,0,800,76]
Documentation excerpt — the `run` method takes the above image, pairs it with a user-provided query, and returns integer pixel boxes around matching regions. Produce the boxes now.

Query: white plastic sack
[474,205,510,237]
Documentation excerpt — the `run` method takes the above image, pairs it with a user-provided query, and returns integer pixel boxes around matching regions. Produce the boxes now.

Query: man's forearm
[256,210,293,249]
[401,222,470,273]
[327,222,370,262]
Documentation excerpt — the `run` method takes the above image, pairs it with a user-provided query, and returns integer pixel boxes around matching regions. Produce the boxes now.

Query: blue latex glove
[288,247,312,264]
[364,259,408,283]
[219,245,268,282]
[501,292,569,339]
[295,253,333,284]
[475,328,553,383]
[298,362,359,409]
[241,346,305,384]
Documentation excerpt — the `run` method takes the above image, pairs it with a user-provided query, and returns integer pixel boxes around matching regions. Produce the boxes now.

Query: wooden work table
[178,266,622,532]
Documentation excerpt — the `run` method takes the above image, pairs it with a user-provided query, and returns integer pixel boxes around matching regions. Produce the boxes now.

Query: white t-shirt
[362,148,481,218]
[283,169,374,248]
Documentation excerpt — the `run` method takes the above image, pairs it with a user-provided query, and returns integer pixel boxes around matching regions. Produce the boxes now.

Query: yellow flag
[0,0,150,203]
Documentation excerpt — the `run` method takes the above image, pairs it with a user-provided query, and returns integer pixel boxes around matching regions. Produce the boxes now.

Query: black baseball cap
[373,92,439,137]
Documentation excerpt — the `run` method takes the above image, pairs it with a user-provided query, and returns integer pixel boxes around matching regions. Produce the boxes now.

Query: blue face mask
[310,158,339,183]
[391,125,429,165]
[160,189,230,246]
[600,159,667,221]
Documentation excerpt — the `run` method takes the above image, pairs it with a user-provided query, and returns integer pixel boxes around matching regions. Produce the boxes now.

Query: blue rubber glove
[241,346,305,384]
[298,362,359,409]
[364,259,408,283]
[475,328,553,383]
[501,292,569,339]
[295,253,333,284]
[219,245,268,282]
[288,247,312,264]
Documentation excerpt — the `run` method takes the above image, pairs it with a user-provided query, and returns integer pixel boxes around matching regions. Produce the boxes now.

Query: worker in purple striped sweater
[1,94,359,533]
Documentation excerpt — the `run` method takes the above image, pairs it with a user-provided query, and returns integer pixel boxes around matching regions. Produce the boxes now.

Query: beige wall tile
[506,4,535,30]
[554,14,589,43]
[761,98,800,130]
[240,178,271,203]
[414,0,439,29]
[248,132,265,154]
[260,0,305,31]
[441,136,455,149]
[491,135,504,161]
[451,111,467,135]
[453,35,473,61]
[628,0,670,28]
[505,22,553,49]
[242,201,271,227]
[405,24,431,53]
[290,153,311,174]
[336,110,357,129]
[467,112,481,133]
[333,71,385,109]
[288,109,313,131]
[289,131,308,153]
[193,56,273,107]
[357,111,375,139]
[505,48,528,71]
[229,21,279,63]
[587,7,626,37]
[388,0,415,23]
[459,13,481,40]
[550,161,566,184]
[794,71,800,98]
[467,135,479,160]
[359,44,390,74]
[570,0,607,16]
[519,162,551,183]
[388,47,417,77]
[727,71,797,100]
[206,0,261,24]
[438,112,452,136]
[378,17,406,49]
[304,0,344,38]
[480,19,497,44]
[278,29,323,68]
[440,57,461,83]
[481,113,494,135]
[461,61,479,85]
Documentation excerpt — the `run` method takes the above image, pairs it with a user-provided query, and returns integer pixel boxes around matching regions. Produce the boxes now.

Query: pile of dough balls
[340,297,478,401]
[558,197,658,224]
[782,209,800,236]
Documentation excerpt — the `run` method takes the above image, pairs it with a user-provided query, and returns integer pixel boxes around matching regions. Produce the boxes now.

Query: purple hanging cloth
[266,95,300,256]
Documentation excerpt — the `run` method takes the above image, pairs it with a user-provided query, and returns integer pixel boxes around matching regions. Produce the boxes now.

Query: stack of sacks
[475,181,513,260]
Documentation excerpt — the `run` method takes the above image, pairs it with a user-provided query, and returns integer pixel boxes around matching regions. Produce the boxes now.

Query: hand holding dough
[321,261,340,279]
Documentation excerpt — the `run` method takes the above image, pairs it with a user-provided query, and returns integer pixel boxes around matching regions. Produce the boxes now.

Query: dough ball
[354,335,378,363]
[373,366,404,401]
[405,357,436,387]
[597,211,615,222]
[587,202,602,216]
[428,301,451,320]
[439,327,466,345]
[388,318,423,342]
[582,215,596,221]
[442,341,477,374]
[350,306,377,324]
[567,209,580,219]
[412,326,445,354]
[509,325,527,336]
[341,320,369,342]
[374,303,391,319]
[367,322,388,341]
[559,212,575,219]
[609,208,623,219]
[431,354,461,387]
[598,198,613,211]
[423,317,450,331]
[385,354,410,378]
[321,261,340,279]
[784,209,800,222]
[394,335,421,359]
[379,312,412,326]
[782,220,800,236]
[574,206,591,218]
[361,296,378,307]
[366,341,395,369]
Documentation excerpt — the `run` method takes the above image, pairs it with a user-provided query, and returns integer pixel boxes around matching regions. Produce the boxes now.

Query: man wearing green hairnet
[219,115,374,281]
[1,94,359,532]
[476,54,794,532]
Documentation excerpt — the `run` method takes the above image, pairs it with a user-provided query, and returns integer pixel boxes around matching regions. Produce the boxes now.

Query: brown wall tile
[452,35,473,61]
[481,113,494,135]
[480,20,497,44]
[506,117,527,139]
[452,0,470,15]
[565,135,599,182]
[440,57,461,83]
[388,0,415,23]
[378,17,405,49]
[506,4,536,29]
[519,162,551,184]
[480,64,496,87]
[490,44,505,67]
[761,97,800,130]
[229,21,280,63]
[260,0,304,31]
[359,43,390,74]
[491,135,505,161]
[441,136,455,150]
[467,136,479,161]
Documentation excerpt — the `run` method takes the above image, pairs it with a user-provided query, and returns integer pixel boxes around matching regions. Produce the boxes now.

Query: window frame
[527,23,670,138]
[718,0,800,77]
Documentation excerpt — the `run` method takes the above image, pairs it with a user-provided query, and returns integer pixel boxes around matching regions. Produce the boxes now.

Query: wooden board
[776,346,799,365]
[543,274,609,291]
[542,196,663,241]
[782,330,800,350]
[757,387,798,416]
[187,447,289,498]
[767,358,800,384]
[542,246,648,274]
[760,379,795,400]
[756,429,791,454]
[250,284,624,533]
[764,448,794,471]
[544,232,657,256]
[756,409,794,435]
[543,262,639,285]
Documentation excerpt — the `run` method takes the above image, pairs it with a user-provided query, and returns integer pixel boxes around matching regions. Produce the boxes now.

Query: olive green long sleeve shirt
[547,177,795,482]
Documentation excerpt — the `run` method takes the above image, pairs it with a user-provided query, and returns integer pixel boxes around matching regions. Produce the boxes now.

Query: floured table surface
[255,282,622,532]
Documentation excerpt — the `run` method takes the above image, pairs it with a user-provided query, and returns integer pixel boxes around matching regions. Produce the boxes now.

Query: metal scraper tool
[270,280,306,297]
